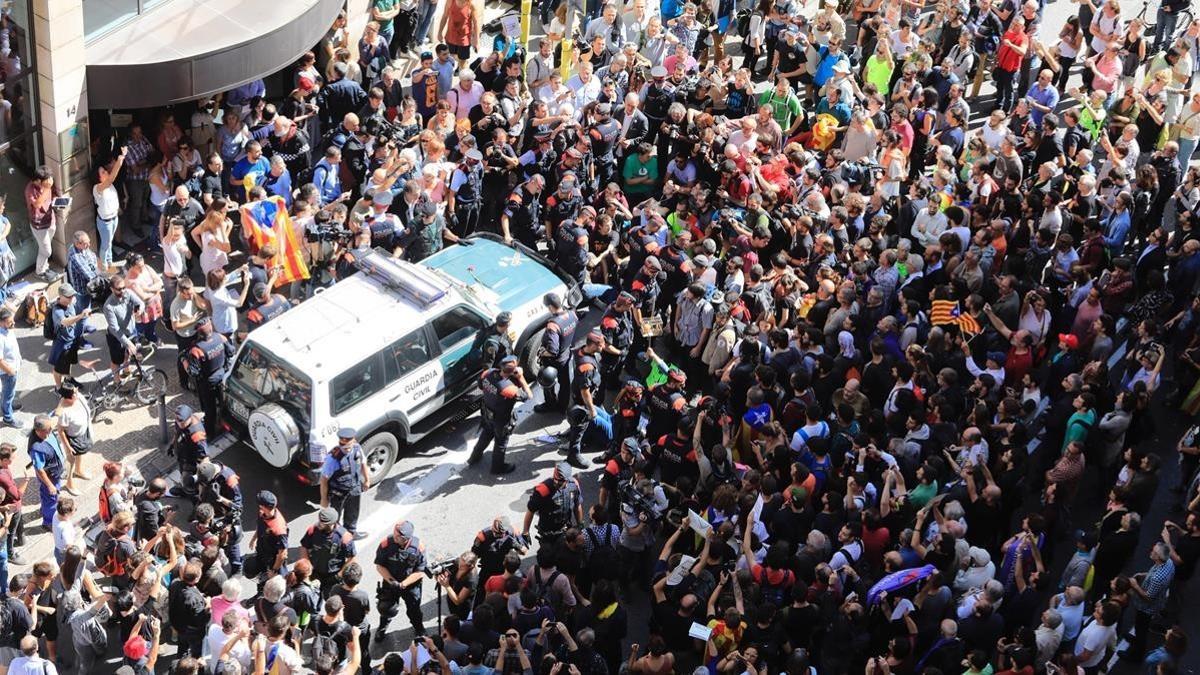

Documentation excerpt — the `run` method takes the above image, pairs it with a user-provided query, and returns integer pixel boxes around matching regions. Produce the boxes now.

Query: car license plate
[226,397,249,422]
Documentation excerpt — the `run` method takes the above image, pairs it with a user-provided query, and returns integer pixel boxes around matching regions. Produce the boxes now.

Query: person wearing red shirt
[994,16,1029,113]
[0,444,24,564]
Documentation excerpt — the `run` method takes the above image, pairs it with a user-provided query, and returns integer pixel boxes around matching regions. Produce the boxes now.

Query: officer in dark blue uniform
[535,293,577,414]
[519,461,583,548]
[374,520,428,642]
[28,415,65,530]
[449,149,484,237]
[301,506,357,596]
[469,355,531,474]
[320,428,370,538]
[365,190,405,255]
[246,490,289,582]
[400,198,460,262]
[555,220,590,287]
[479,311,515,369]
[245,283,290,333]
[564,331,606,469]
[196,459,244,574]
[500,174,545,250]
[169,404,209,497]
[598,292,636,401]
[184,318,235,437]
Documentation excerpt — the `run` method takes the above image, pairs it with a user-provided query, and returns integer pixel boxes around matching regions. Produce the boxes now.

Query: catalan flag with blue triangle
[930,299,981,335]
[240,196,309,285]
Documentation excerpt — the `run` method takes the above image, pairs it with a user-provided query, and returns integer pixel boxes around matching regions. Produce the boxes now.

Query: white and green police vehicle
[222,234,578,483]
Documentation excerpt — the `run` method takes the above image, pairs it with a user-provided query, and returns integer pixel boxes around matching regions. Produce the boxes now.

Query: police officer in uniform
[599,437,641,516]
[587,103,622,189]
[301,507,357,596]
[448,149,484,237]
[245,283,290,334]
[196,459,244,574]
[365,191,405,256]
[320,428,371,538]
[639,66,675,146]
[184,318,235,437]
[555,220,591,288]
[535,293,577,414]
[169,405,208,497]
[401,198,460,262]
[374,520,428,642]
[564,331,606,469]
[500,174,545,250]
[469,355,531,474]
[245,490,289,582]
[645,365,689,443]
[598,292,636,401]
[520,461,583,548]
[479,311,515,369]
[471,516,526,604]
[542,172,582,243]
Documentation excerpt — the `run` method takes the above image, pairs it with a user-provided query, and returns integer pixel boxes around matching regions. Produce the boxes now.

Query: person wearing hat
[477,310,515,370]
[120,616,163,673]
[597,292,636,401]
[404,196,461,262]
[500,174,546,249]
[588,101,623,189]
[563,331,609,469]
[244,282,291,336]
[195,458,245,574]
[301,506,358,596]
[469,354,531,474]
[448,147,485,237]
[244,490,289,581]
[644,347,690,443]
[555,219,592,287]
[544,172,582,236]
[167,404,208,498]
[374,520,429,641]
[182,315,235,437]
[364,189,405,255]
[639,65,675,146]
[599,437,643,515]
[535,292,579,414]
[47,282,93,390]
[320,428,371,538]
[520,461,584,547]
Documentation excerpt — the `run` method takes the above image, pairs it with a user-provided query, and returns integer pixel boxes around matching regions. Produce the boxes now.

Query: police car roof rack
[351,248,449,307]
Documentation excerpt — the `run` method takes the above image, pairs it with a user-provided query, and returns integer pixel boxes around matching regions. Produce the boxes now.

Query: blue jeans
[1156,7,1180,50]
[415,1,436,45]
[96,214,118,267]
[582,283,618,305]
[0,373,15,423]
[1179,136,1197,173]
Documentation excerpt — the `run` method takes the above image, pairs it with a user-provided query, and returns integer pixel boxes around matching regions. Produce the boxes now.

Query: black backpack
[310,622,349,667]
[527,567,563,610]
[585,527,620,582]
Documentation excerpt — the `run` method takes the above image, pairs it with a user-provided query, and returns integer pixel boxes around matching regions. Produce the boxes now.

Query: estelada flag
[240,196,309,284]
[930,299,982,335]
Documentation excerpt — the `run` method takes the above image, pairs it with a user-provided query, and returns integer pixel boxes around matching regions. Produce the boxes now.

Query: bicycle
[71,342,169,421]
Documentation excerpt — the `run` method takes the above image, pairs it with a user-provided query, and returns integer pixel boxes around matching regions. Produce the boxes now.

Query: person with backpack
[741,511,796,608]
[579,504,622,597]
[312,595,354,668]
[523,547,576,622]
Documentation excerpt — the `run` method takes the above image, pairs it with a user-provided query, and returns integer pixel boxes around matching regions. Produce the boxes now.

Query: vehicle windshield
[228,343,313,427]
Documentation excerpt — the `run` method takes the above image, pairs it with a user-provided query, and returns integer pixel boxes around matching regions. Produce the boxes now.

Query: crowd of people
[2,0,1200,672]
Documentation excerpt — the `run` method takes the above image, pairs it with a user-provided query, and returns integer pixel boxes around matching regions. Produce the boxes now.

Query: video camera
[425,557,458,578]
[619,479,665,522]
[304,222,354,245]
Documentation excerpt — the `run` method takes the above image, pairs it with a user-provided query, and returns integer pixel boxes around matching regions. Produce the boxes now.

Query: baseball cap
[986,351,1007,366]
[420,51,434,60]
[418,199,438,217]
[496,311,513,325]
[1058,333,1080,349]
[337,427,357,440]
[395,521,415,538]
[621,437,643,458]
[789,487,808,506]
[318,507,339,525]
[465,148,483,162]
[644,256,663,271]
[651,65,667,78]
[58,283,77,298]
[373,190,394,206]
[596,102,613,115]
[175,404,194,421]
[198,462,221,482]
[257,490,278,508]
[123,635,150,661]
[554,460,574,480]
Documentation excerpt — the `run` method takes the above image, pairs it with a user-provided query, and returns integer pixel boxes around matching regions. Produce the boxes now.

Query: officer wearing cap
[564,331,607,469]
[543,172,582,242]
[448,148,484,237]
[555,219,591,287]
[169,404,208,497]
[245,490,289,581]
[520,461,584,548]
[245,282,291,335]
[469,354,531,474]
[500,174,545,249]
[588,102,622,188]
[182,317,235,437]
[375,520,428,641]
[644,350,690,443]
[320,427,370,538]
[48,283,92,388]
[535,292,578,414]
[597,292,636,400]
[479,311,515,369]
[638,65,675,145]
[301,506,357,596]
[365,190,405,255]
[600,437,642,516]
[195,458,245,574]
[611,379,647,451]
[400,197,460,262]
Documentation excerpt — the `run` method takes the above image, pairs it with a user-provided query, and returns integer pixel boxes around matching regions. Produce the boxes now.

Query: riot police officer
[500,174,545,250]
[644,361,689,443]
[301,507,357,596]
[479,311,515,369]
[320,428,370,538]
[364,191,405,255]
[564,331,606,469]
[401,198,460,262]
[374,520,428,642]
[520,461,583,549]
[245,283,290,333]
[169,404,208,497]
[183,318,235,437]
[599,437,641,516]
[469,355,531,474]
[448,148,484,237]
[535,293,577,414]
[471,516,526,603]
[598,292,636,400]
[587,103,622,189]
[542,172,582,243]
[555,220,590,288]
[639,66,675,146]
[196,459,244,574]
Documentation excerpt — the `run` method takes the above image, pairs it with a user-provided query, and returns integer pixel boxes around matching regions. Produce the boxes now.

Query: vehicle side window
[430,306,488,352]
[384,330,433,382]
[330,353,385,415]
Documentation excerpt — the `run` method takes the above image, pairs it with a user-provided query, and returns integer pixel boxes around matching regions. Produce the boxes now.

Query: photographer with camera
[196,459,245,574]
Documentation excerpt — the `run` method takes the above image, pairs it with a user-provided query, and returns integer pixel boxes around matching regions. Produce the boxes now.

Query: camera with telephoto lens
[305,221,353,245]
[425,558,458,578]
[619,479,664,522]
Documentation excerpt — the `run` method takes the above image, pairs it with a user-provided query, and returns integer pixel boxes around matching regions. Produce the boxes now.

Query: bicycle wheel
[134,368,169,405]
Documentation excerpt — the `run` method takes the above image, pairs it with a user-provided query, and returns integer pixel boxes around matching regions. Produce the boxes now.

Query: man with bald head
[832,379,870,419]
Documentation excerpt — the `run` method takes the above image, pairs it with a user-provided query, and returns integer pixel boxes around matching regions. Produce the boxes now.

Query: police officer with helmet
[320,428,371,539]
[564,330,606,469]
[479,311,515,369]
[301,507,357,596]
[520,461,584,548]
[196,459,244,574]
[183,317,235,437]
[168,404,208,498]
[374,520,428,642]
[469,354,531,475]
[535,293,577,415]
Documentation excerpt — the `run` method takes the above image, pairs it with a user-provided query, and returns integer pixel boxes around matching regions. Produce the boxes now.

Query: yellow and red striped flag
[930,299,982,334]
[240,196,309,284]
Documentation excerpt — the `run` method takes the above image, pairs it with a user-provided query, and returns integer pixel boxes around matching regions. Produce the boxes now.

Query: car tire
[363,431,400,484]
[522,327,545,380]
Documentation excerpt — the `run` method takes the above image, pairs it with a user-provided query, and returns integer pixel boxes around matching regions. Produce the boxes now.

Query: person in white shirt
[8,636,58,675]
[566,62,602,114]
[911,199,948,249]
[92,146,127,271]
[1074,600,1121,669]
[0,306,19,426]
[206,611,254,671]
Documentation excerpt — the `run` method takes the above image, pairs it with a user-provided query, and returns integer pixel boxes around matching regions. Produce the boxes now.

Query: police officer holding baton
[469,354,531,475]
[374,520,428,642]
[320,428,370,538]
